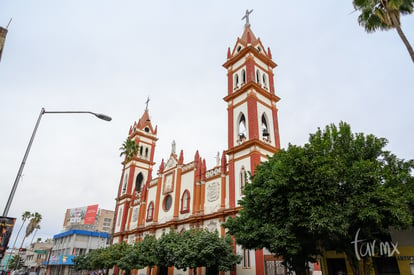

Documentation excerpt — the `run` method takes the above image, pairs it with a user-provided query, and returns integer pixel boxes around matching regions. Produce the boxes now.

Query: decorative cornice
[223,45,277,69]
[223,81,280,103]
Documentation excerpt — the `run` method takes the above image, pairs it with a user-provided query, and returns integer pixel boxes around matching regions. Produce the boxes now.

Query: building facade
[63,205,114,234]
[48,230,110,275]
[24,239,54,274]
[113,18,284,275]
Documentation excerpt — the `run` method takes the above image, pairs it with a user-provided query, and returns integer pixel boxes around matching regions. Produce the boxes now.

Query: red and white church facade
[112,18,286,275]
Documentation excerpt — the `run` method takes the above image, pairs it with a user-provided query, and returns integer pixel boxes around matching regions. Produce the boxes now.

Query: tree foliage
[25,212,42,238]
[119,138,139,162]
[224,122,414,275]
[174,229,241,275]
[73,229,240,275]
[74,242,129,273]
[353,0,414,63]
[9,211,32,257]
[156,230,180,269]
[8,254,24,270]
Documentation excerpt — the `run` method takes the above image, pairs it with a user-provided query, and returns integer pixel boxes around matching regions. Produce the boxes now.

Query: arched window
[121,173,128,195]
[234,74,239,88]
[241,69,246,84]
[181,190,190,213]
[145,147,149,158]
[139,146,143,156]
[261,114,270,139]
[146,202,154,221]
[135,173,144,192]
[263,74,267,89]
[256,70,260,84]
[240,166,247,194]
[238,114,247,139]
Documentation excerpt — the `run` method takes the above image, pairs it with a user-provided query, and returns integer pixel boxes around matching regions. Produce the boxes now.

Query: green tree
[174,229,241,275]
[9,211,31,255]
[118,236,159,274]
[157,230,180,270]
[117,243,134,275]
[224,122,414,275]
[353,0,414,63]
[73,253,91,272]
[224,145,321,275]
[137,235,158,274]
[109,242,130,271]
[74,243,131,274]
[307,122,414,274]
[29,224,41,245]
[18,212,42,255]
[8,254,24,270]
[119,138,139,162]
[96,246,123,275]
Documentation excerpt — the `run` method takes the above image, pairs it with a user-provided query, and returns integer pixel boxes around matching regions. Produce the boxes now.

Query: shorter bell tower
[113,99,158,244]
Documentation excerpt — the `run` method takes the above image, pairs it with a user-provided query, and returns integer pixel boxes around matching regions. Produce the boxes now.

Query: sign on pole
[0,216,16,260]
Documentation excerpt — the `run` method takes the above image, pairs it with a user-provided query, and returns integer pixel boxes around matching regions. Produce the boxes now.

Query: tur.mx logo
[351,228,400,261]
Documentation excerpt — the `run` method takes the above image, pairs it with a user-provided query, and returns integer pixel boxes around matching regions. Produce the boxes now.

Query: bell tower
[224,11,281,209]
[113,99,158,244]
[223,11,281,275]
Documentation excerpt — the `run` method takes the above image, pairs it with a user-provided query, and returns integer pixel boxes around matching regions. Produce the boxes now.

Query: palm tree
[18,212,42,252]
[353,0,414,63]
[119,138,139,162]
[9,211,32,254]
[29,224,41,245]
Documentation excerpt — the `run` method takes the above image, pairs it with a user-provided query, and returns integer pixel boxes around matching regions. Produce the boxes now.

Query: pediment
[165,155,178,170]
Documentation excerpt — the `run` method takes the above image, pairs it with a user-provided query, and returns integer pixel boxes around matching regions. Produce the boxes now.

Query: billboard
[64,204,98,226]
[0,216,16,260]
[48,254,75,265]
[84,204,98,224]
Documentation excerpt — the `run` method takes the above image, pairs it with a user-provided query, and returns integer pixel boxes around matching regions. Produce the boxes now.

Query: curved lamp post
[2,107,111,216]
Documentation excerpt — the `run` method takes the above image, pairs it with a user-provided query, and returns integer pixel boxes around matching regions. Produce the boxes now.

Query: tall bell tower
[224,11,281,275]
[224,10,281,208]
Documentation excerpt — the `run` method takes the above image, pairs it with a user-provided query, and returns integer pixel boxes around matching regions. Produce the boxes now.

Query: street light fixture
[2,107,111,216]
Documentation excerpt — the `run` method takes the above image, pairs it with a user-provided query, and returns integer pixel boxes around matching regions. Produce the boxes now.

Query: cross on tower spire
[242,9,253,27]
[145,96,150,111]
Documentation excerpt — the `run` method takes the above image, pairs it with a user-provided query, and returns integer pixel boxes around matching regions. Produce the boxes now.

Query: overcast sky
[1,1,413,247]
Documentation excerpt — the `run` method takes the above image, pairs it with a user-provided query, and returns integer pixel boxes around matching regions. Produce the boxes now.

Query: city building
[47,229,110,275]
[63,205,114,234]
[24,239,53,274]
[112,16,296,275]
[41,205,114,275]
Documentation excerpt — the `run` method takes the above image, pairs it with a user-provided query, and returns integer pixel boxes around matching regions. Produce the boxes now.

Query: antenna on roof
[6,18,12,29]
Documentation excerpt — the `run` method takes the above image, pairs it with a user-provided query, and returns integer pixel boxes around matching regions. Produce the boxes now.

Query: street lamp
[2,107,111,216]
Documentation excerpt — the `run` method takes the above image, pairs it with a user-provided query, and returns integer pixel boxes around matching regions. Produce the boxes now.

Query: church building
[112,13,285,275]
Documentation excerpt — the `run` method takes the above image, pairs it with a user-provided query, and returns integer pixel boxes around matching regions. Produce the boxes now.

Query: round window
[164,195,172,211]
